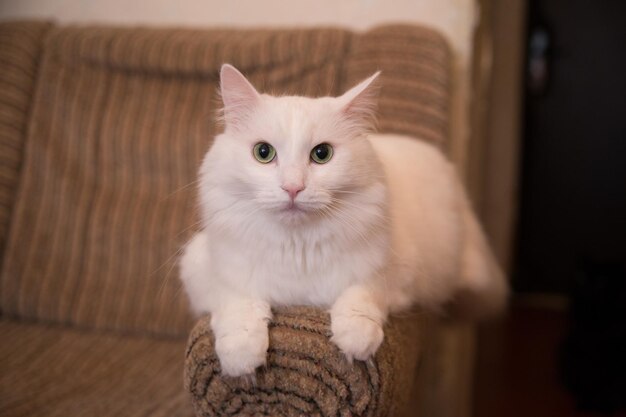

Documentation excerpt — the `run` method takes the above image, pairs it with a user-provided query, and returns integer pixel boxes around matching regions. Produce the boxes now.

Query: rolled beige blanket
[184,306,426,417]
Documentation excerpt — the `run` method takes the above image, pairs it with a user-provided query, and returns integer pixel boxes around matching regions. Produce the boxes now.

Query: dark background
[515,0,626,295]
[477,1,626,415]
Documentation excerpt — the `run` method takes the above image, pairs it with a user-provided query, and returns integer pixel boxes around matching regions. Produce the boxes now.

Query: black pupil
[258,144,270,159]
[315,145,328,160]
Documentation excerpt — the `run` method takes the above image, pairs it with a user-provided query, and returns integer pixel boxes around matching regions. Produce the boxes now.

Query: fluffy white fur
[180,64,507,377]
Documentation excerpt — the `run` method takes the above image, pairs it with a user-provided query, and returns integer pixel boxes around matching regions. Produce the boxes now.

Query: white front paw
[215,324,269,377]
[331,312,384,362]
[212,307,269,376]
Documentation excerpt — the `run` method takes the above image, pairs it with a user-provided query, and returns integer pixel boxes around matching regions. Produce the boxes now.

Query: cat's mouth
[273,199,326,221]
[277,200,319,217]
[281,201,306,212]
[276,204,308,222]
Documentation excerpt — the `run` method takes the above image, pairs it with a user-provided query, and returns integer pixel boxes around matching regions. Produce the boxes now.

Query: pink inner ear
[220,64,261,128]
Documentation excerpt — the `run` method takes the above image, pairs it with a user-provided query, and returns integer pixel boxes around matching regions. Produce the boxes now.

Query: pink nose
[282,184,304,200]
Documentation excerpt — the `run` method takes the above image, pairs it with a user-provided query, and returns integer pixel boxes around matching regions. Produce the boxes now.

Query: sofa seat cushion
[0,319,192,417]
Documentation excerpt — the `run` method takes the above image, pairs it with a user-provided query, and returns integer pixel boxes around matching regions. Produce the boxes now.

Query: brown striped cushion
[344,25,451,148]
[185,307,428,417]
[0,24,451,339]
[0,22,52,269]
[0,319,192,416]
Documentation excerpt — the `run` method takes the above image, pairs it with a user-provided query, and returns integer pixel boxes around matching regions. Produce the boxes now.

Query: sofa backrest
[0,22,451,337]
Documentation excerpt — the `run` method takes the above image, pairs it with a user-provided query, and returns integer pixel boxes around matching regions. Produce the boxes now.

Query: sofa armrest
[184,306,425,417]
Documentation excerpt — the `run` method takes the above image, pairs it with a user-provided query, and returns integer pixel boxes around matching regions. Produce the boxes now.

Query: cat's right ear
[219,64,261,128]
[336,71,381,135]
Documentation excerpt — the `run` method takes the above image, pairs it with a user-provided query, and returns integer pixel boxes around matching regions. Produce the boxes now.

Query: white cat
[180,64,507,377]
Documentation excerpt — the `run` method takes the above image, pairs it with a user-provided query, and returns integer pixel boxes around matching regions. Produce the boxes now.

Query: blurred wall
[0,0,474,61]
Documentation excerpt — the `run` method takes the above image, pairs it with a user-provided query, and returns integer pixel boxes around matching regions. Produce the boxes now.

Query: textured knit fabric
[0,319,192,417]
[185,307,429,417]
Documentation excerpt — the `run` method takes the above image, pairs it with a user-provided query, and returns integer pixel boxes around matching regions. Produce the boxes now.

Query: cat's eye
[310,143,333,164]
[253,142,276,163]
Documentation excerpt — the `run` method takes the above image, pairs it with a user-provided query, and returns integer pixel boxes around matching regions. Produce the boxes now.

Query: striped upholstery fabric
[0,22,453,417]
[344,25,450,148]
[0,319,192,416]
[0,22,51,269]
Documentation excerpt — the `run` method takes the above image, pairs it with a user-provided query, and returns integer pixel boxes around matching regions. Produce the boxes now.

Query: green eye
[310,143,333,164]
[253,142,276,163]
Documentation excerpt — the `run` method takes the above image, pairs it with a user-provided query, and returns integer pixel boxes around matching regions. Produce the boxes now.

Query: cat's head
[202,64,384,227]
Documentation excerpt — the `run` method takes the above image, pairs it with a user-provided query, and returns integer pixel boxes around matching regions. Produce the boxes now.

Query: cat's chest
[248,236,346,282]
[215,234,383,305]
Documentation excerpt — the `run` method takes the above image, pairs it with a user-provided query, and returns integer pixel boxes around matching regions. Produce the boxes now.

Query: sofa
[0,21,477,416]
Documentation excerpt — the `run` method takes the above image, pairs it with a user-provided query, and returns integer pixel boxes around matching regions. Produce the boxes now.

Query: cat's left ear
[220,64,261,129]
[337,71,381,131]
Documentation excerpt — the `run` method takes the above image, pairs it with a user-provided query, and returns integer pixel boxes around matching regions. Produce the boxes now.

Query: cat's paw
[215,324,269,377]
[330,312,384,362]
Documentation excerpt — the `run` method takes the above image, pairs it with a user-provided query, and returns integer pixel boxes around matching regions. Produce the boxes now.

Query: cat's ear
[337,71,381,132]
[219,64,261,128]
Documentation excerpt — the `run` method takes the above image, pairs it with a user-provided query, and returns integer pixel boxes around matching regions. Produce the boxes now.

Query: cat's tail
[449,193,509,320]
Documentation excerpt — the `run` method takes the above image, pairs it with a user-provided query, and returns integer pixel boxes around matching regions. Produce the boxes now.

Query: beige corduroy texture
[0,319,192,416]
[0,22,453,417]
